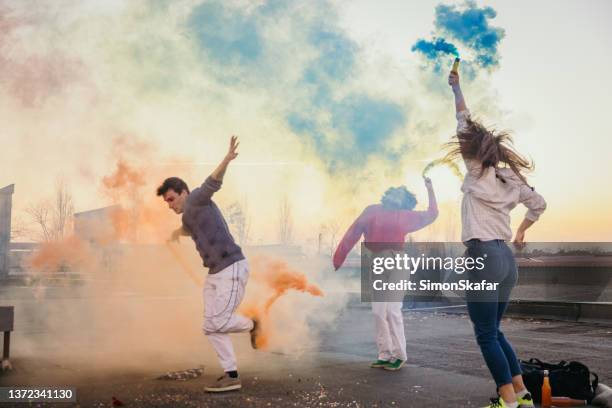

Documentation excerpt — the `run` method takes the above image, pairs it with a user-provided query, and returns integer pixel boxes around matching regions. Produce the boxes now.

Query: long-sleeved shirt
[457,110,547,242]
[181,176,245,274]
[333,187,438,270]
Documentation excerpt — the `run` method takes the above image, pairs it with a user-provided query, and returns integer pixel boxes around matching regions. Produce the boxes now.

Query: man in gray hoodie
[157,136,260,393]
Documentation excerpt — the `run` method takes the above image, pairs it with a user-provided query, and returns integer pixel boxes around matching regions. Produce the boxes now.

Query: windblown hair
[444,117,534,184]
[381,186,417,210]
[156,177,190,196]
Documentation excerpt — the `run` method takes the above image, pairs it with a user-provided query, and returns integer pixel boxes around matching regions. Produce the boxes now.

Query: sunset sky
[1,0,611,243]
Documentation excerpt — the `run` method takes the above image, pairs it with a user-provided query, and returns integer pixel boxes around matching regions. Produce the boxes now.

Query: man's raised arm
[194,136,240,205]
[211,135,239,182]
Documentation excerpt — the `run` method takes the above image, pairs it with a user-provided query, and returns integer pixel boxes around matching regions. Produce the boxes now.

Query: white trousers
[371,301,407,362]
[203,259,253,372]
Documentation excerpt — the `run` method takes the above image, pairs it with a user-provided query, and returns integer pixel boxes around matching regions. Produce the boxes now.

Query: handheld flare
[422,158,464,181]
[165,241,203,287]
[451,57,460,73]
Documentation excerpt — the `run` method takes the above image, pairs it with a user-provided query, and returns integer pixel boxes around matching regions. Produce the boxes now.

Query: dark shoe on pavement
[204,374,241,393]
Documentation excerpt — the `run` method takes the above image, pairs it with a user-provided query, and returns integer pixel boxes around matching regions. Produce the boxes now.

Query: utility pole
[0,184,15,280]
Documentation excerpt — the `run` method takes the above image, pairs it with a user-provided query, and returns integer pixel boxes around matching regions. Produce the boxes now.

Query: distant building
[74,205,120,244]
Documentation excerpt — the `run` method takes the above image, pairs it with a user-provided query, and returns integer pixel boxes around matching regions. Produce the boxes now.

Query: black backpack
[520,359,599,403]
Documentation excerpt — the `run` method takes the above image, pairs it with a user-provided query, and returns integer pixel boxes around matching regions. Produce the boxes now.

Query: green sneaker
[481,397,512,408]
[517,392,534,408]
[370,359,390,368]
[383,359,405,371]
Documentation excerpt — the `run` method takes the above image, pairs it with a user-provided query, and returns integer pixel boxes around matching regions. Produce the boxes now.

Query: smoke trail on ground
[240,256,324,350]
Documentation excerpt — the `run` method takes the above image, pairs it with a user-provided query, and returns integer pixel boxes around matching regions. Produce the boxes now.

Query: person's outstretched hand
[513,229,526,250]
[167,228,181,243]
[226,135,239,161]
[423,176,433,189]
[448,72,460,88]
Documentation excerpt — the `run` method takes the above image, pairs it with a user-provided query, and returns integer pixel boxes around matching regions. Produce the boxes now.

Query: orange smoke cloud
[108,206,132,241]
[99,138,176,243]
[240,256,324,349]
[262,265,323,314]
[27,235,92,273]
[102,159,146,192]
[16,136,214,373]
[165,241,203,287]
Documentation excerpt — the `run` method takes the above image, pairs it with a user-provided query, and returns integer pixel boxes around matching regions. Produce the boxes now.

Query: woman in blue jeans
[447,70,547,408]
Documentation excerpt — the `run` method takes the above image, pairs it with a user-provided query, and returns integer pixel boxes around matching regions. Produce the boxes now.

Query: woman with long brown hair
[447,71,547,408]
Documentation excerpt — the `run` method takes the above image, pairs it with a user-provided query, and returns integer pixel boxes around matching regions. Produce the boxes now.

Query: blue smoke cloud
[186,0,406,172]
[289,20,406,170]
[301,27,357,109]
[188,2,262,65]
[412,38,459,59]
[288,93,406,169]
[412,1,505,70]
[435,2,504,67]
[289,27,406,170]
[287,113,325,150]
[331,95,405,154]
[411,37,459,72]
[307,29,356,82]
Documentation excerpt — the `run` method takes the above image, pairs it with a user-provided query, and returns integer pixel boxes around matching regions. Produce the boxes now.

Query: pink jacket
[333,187,438,270]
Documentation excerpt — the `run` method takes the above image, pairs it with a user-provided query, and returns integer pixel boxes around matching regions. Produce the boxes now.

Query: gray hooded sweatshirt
[181,176,245,274]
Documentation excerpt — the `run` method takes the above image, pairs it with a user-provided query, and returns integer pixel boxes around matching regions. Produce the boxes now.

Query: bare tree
[242,199,252,245]
[318,220,342,256]
[226,198,251,246]
[52,179,73,240]
[327,220,340,256]
[25,200,52,241]
[278,195,293,245]
[317,224,327,255]
[10,216,31,241]
[26,179,74,242]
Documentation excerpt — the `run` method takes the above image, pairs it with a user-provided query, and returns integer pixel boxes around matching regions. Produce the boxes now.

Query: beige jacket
[457,110,547,242]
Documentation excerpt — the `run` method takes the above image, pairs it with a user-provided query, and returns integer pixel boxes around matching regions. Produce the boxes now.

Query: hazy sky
[340,0,612,241]
[1,0,611,242]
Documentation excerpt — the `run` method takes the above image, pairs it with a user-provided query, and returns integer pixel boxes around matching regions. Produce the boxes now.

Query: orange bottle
[541,370,552,408]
